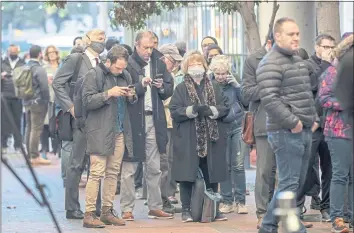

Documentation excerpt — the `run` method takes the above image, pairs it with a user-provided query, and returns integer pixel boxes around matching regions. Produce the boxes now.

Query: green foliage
[45,1,262,31]
[110,1,192,31]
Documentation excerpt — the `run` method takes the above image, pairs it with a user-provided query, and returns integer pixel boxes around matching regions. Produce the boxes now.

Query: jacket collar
[255,46,268,59]
[273,44,296,56]
[131,48,148,68]
[311,54,322,65]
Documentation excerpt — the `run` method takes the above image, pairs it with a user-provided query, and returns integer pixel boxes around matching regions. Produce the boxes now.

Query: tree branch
[264,0,280,44]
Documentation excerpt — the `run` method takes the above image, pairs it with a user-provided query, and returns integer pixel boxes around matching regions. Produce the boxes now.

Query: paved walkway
[2,153,333,233]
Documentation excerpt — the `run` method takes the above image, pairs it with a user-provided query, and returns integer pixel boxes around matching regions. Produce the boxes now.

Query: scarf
[184,74,219,157]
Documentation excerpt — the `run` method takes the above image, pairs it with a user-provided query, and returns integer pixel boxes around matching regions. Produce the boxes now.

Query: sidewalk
[2,153,332,233]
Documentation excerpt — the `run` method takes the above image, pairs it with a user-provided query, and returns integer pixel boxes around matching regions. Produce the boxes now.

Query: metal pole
[274,191,301,233]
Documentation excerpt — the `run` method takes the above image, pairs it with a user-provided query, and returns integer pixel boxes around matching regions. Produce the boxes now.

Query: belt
[145,110,153,116]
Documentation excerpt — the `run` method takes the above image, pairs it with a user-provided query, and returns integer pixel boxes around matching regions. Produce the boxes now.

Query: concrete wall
[258,2,316,54]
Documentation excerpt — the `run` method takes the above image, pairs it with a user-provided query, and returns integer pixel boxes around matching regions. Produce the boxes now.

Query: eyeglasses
[202,43,215,48]
[320,45,335,50]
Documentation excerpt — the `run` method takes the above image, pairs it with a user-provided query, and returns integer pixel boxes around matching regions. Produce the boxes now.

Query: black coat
[169,79,229,183]
[1,57,26,98]
[82,63,137,157]
[123,48,174,162]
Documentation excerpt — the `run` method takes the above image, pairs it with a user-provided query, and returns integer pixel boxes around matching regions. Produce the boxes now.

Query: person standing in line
[241,33,276,229]
[256,17,318,233]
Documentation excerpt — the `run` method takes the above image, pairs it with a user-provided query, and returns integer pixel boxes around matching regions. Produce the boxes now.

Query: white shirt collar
[85,49,99,66]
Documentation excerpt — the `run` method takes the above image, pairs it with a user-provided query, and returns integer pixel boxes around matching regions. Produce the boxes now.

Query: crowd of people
[1,17,353,233]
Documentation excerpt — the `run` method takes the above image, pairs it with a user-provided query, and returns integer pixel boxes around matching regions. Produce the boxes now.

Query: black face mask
[9,54,18,60]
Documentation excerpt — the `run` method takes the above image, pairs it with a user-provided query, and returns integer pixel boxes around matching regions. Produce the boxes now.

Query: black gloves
[193,105,213,117]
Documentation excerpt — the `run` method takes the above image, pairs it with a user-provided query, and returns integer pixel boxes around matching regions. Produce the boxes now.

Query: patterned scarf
[184,74,219,157]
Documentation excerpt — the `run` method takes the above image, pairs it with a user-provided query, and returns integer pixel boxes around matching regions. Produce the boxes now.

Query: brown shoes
[31,157,51,165]
[83,212,105,228]
[100,207,125,226]
[148,209,174,219]
[122,212,135,221]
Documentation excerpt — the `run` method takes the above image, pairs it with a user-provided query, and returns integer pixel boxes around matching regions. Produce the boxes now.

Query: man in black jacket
[1,44,26,154]
[297,34,335,222]
[23,45,50,166]
[241,34,277,229]
[120,31,174,220]
[256,18,318,233]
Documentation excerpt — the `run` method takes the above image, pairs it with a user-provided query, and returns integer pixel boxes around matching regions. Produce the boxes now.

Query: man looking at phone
[81,45,137,228]
[120,31,174,220]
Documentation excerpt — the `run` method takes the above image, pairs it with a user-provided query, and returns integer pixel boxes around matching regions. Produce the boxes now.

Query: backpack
[74,65,106,118]
[12,64,36,100]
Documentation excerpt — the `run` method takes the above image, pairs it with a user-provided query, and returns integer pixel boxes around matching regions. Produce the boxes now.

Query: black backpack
[74,65,106,118]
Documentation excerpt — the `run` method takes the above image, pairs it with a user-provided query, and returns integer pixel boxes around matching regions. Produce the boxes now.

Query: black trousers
[40,125,60,153]
[135,162,143,189]
[1,98,23,149]
[179,157,218,210]
[297,129,332,211]
[65,124,101,212]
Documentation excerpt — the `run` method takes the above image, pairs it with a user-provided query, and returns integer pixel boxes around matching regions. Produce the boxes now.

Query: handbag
[241,111,255,145]
[190,168,223,223]
[57,110,73,141]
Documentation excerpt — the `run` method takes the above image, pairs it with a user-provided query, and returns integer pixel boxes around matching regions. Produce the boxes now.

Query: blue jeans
[220,129,246,204]
[261,129,312,233]
[325,137,353,222]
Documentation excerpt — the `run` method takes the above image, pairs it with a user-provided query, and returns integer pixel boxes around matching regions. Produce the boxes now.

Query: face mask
[90,41,105,54]
[188,66,205,80]
[9,54,18,60]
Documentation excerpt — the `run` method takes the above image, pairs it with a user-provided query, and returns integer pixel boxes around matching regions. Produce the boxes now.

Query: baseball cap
[158,44,183,61]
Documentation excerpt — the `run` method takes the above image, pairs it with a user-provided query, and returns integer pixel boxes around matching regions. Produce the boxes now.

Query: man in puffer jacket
[209,55,249,215]
[256,17,318,233]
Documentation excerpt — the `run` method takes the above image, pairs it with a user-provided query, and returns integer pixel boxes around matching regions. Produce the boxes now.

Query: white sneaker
[219,203,234,214]
[235,203,248,214]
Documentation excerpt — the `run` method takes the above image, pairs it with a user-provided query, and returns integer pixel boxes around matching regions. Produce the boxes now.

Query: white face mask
[188,66,205,80]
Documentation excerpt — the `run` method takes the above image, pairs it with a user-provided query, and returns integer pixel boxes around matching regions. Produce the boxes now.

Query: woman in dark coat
[169,51,229,222]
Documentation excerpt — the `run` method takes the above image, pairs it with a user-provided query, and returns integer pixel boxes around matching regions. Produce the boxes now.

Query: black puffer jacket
[256,44,317,131]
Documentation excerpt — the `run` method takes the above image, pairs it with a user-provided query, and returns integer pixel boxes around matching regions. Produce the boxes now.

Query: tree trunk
[316,0,341,42]
[238,2,262,53]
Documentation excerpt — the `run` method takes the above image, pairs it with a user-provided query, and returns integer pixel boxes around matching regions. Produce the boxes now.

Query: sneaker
[302,221,313,228]
[235,203,248,214]
[168,196,178,204]
[31,157,51,165]
[215,212,227,221]
[148,209,173,219]
[162,198,176,214]
[300,205,307,220]
[310,196,321,210]
[100,207,125,226]
[257,217,263,229]
[181,209,193,223]
[321,209,331,222]
[246,189,250,195]
[331,218,349,233]
[83,212,105,228]
[219,203,234,214]
[135,188,143,199]
[122,212,134,221]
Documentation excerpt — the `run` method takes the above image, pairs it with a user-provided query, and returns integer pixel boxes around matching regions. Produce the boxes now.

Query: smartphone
[154,74,163,82]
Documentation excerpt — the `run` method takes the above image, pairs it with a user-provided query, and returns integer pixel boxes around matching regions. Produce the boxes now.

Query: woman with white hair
[209,55,248,215]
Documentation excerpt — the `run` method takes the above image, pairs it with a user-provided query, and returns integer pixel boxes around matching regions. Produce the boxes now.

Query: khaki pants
[85,133,124,212]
